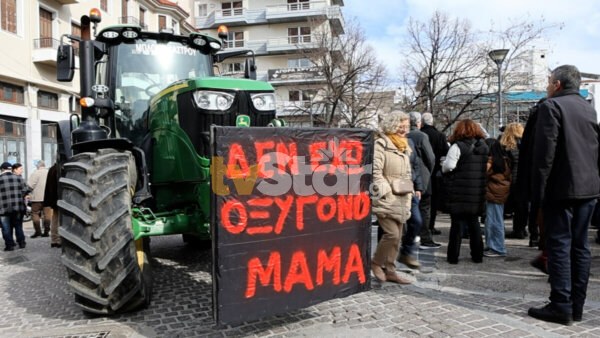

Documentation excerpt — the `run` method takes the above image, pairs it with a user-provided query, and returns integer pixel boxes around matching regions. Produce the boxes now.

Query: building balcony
[265,1,328,23]
[32,38,60,66]
[222,40,268,54]
[195,8,266,29]
[268,67,325,85]
[119,16,148,30]
[266,35,317,54]
[276,101,311,117]
[327,6,345,35]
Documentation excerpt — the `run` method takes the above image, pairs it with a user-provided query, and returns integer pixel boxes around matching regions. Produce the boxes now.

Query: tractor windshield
[112,40,213,143]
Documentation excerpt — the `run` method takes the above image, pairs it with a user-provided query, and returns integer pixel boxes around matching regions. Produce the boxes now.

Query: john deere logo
[236,115,250,127]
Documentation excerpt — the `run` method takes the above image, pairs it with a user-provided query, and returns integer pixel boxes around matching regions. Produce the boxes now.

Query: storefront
[0,116,26,166]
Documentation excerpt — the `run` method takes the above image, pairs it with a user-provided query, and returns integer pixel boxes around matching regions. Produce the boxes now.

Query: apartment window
[100,0,108,12]
[71,22,81,53]
[38,90,58,110]
[222,1,242,16]
[39,7,53,48]
[0,117,24,137]
[227,31,244,48]
[224,62,244,74]
[158,15,166,30]
[172,19,178,34]
[288,27,311,44]
[0,81,23,104]
[1,0,17,33]
[288,58,312,68]
[197,3,207,17]
[139,7,146,27]
[288,0,309,11]
[289,90,316,102]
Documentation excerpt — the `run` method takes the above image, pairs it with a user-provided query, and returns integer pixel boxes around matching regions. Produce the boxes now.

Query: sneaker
[3,246,14,252]
[41,232,49,238]
[419,241,441,249]
[18,242,25,249]
[483,251,505,257]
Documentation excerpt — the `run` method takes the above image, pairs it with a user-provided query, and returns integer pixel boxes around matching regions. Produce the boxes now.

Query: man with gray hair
[420,112,450,236]
[405,112,440,250]
[28,160,52,238]
[528,64,600,325]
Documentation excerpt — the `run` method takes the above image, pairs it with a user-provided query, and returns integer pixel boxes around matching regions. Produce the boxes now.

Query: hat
[0,162,12,170]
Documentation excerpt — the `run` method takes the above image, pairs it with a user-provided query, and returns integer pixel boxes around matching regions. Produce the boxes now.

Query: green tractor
[55,10,281,315]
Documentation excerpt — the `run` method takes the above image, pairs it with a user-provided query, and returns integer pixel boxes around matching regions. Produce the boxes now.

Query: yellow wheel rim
[135,238,145,271]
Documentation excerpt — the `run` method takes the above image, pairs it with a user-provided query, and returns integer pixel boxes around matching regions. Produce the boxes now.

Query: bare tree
[399,11,559,132]
[291,18,388,128]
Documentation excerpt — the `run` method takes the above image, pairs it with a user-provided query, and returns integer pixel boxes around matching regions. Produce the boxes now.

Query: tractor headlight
[193,91,235,111]
[250,93,276,111]
[101,30,119,39]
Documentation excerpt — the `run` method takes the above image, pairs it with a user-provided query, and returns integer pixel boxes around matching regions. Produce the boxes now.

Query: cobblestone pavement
[2,215,600,337]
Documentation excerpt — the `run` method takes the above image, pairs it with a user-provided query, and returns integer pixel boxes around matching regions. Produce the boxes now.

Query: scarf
[387,133,409,153]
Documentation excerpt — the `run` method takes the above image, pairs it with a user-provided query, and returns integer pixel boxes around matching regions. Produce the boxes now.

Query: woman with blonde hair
[371,111,420,284]
[501,123,529,240]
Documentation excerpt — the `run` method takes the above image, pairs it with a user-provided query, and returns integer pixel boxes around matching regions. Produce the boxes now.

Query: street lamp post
[488,49,509,132]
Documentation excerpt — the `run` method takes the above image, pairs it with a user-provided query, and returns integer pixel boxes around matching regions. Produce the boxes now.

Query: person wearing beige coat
[371,111,414,284]
[27,160,52,238]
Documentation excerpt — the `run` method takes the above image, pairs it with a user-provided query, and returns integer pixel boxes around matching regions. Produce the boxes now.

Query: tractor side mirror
[57,44,75,82]
[244,58,257,80]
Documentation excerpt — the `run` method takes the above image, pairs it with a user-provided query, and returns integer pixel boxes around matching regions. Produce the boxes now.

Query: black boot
[506,231,526,239]
[528,304,572,325]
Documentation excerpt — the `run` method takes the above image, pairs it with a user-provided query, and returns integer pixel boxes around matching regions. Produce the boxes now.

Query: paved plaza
[1,214,600,337]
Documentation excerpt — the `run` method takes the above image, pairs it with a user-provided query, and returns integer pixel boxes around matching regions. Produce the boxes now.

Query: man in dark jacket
[421,113,450,234]
[528,65,600,325]
[406,112,440,249]
[44,163,61,248]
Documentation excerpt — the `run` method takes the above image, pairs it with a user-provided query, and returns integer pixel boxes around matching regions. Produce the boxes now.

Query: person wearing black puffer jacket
[441,119,489,264]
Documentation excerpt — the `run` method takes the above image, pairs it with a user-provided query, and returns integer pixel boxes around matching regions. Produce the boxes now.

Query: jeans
[401,196,422,257]
[485,202,506,255]
[1,211,24,248]
[544,198,596,314]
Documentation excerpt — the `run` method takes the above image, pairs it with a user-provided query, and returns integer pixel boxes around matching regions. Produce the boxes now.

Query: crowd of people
[0,160,61,252]
[371,64,600,326]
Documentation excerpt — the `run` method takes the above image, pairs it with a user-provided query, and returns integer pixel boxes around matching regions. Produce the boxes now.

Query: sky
[344,0,600,80]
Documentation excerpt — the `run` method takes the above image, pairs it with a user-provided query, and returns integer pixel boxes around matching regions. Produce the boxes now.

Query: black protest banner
[211,126,373,325]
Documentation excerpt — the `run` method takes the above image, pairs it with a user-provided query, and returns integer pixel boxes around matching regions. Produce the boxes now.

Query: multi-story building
[0,0,197,177]
[193,0,345,127]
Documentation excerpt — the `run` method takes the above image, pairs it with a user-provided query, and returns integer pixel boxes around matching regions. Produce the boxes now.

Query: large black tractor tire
[57,149,152,315]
